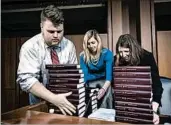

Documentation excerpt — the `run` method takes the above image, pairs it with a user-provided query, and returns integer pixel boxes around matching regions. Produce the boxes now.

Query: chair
[159,77,171,124]
[160,78,171,115]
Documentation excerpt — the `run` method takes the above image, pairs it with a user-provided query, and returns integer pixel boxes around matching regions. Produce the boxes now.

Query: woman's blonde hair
[83,29,102,64]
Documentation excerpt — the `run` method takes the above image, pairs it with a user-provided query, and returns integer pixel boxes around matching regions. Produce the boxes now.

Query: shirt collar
[48,42,61,49]
[41,34,64,49]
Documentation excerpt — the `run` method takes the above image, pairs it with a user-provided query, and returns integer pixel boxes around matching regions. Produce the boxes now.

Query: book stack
[89,88,99,113]
[113,66,153,124]
[84,88,99,117]
[46,64,86,117]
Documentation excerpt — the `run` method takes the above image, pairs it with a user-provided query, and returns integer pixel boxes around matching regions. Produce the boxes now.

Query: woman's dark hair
[116,34,144,65]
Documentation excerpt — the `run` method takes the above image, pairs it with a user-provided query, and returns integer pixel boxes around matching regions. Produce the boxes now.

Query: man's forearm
[29,81,55,103]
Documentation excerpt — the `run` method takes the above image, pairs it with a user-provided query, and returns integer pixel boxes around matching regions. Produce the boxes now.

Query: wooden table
[1,101,122,124]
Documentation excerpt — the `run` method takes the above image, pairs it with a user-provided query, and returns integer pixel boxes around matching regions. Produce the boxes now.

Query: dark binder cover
[114,78,152,85]
[115,101,152,109]
[114,72,151,78]
[48,101,86,110]
[48,87,85,95]
[116,110,153,120]
[49,78,84,84]
[114,90,152,98]
[114,84,152,91]
[46,64,81,69]
[49,73,84,78]
[115,106,153,114]
[47,98,85,107]
[115,96,151,104]
[48,83,85,89]
[48,69,83,74]
[114,66,151,72]
[115,116,153,124]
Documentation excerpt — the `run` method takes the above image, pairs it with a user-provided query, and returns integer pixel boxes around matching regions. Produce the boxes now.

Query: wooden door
[157,31,171,78]
[1,38,17,113]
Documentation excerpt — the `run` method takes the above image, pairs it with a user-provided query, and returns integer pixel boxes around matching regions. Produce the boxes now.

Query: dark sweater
[114,50,163,106]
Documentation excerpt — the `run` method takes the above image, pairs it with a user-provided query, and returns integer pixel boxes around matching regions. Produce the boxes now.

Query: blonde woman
[80,29,114,109]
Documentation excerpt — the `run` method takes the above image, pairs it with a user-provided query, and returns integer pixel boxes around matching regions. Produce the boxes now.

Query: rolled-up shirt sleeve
[17,45,41,92]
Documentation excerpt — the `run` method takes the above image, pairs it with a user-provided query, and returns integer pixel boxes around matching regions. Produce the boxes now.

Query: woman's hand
[97,81,111,99]
[152,101,160,124]
[97,87,106,100]
[153,112,160,125]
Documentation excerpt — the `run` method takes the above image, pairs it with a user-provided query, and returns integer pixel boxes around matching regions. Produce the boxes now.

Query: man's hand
[51,92,76,115]
[29,82,76,116]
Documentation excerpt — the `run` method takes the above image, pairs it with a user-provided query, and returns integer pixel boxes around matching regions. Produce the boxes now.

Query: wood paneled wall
[122,0,130,35]
[108,0,157,62]
[2,38,18,113]
[140,0,152,52]
[1,37,30,113]
[110,0,123,53]
[107,0,113,51]
[138,0,157,62]
[157,31,171,78]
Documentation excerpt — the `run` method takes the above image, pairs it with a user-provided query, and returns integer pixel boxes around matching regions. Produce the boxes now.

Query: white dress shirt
[17,33,78,92]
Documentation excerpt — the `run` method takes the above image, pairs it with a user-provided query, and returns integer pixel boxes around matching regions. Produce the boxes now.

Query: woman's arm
[147,53,163,125]
[104,50,113,88]
[148,53,163,106]
[98,50,113,99]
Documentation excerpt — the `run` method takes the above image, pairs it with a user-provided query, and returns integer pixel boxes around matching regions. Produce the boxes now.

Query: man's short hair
[41,5,64,25]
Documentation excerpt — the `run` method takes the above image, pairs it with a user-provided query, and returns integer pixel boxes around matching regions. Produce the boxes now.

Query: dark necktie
[51,48,59,64]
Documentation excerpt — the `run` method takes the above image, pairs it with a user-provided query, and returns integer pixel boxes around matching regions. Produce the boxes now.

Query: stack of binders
[84,87,99,117]
[46,64,86,117]
[89,88,99,113]
[113,66,153,124]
